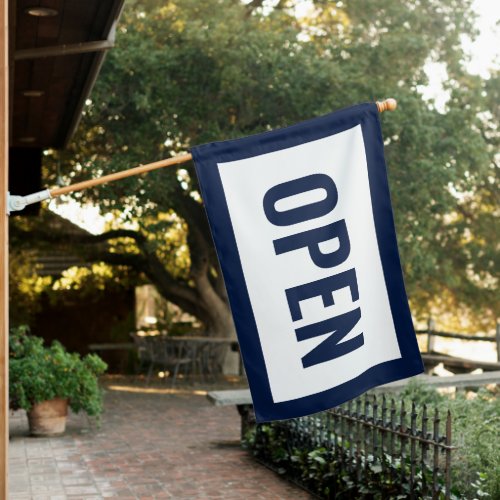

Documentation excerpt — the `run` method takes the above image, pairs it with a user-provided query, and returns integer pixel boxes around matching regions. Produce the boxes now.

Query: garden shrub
[245,383,499,498]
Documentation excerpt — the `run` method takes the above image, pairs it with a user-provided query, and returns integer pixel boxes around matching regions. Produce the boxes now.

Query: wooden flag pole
[50,99,396,199]
[1,0,8,496]
[50,153,193,197]
[8,99,397,212]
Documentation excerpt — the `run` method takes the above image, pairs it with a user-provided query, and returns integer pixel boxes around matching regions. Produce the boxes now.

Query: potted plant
[9,326,107,436]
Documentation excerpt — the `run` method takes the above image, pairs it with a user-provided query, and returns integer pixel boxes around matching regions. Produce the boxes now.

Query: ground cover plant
[245,382,499,498]
[400,381,500,499]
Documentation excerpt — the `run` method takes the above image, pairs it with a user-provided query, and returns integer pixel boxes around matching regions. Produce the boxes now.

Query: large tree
[39,0,497,334]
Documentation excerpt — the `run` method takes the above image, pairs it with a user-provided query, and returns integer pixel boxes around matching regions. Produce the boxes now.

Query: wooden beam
[0,0,9,496]
[422,353,500,372]
[496,322,500,362]
[416,329,497,342]
[14,39,115,60]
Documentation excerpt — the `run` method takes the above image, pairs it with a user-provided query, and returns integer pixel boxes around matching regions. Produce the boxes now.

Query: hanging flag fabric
[191,102,423,422]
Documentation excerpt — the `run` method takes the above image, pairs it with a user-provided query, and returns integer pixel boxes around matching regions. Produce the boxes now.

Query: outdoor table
[166,336,239,378]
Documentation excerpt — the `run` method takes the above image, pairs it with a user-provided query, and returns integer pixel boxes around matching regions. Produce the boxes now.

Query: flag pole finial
[376,98,397,113]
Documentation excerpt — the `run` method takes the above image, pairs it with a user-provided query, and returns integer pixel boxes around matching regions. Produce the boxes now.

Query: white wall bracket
[7,189,52,215]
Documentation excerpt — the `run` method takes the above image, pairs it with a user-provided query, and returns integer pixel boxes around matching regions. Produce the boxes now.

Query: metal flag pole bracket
[6,99,397,214]
[7,189,52,215]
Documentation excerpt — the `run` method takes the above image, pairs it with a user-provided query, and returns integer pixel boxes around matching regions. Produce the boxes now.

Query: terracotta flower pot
[27,397,69,436]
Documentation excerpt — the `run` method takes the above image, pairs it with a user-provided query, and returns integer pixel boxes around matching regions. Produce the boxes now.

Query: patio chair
[201,340,234,380]
[131,333,192,386]
[130,332,154,376]
[160,337,193,386]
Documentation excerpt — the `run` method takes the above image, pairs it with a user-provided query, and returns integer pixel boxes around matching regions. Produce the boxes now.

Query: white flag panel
[192,103,423,422]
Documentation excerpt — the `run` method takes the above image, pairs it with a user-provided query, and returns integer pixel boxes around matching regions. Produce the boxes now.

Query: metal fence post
[409,401,418,499]
[445,410,452,500]
[432,408,441,499]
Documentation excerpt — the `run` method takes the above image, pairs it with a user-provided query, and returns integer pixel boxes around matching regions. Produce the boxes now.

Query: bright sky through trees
[422,0,499,108]
[466,0,499,77]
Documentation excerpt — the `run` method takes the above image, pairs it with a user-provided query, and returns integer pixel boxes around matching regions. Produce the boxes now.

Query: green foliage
[246,422,447,498]
[9,326,108,417]
[245,384,499,498]
[45,0,499,327]
[444,390,500,499]
[400,382,500,497]
[399,378,446,406]
[8,248,52,326]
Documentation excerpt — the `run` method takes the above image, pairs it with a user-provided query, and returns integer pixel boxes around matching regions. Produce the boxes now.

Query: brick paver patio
[9,379,311,499]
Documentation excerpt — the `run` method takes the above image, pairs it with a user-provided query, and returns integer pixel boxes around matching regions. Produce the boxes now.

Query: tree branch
[89,251,147,269]
[10,224,146,249]
[91,229,147,245]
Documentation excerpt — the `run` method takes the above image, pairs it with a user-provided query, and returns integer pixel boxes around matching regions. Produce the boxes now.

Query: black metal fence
[251,394,453,499]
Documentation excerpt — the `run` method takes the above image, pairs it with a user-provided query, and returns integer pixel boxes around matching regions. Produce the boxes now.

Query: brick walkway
[9,380,311,499]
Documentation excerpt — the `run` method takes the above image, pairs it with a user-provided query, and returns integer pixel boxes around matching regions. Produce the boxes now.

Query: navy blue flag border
[191,102,423,422]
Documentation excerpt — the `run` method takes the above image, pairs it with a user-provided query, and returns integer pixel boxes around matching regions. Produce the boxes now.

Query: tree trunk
[194,273,239,374]
[135,235,239,374]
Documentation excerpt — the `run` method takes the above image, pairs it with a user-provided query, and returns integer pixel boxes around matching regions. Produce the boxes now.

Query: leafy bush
[246,422,444,499]
[245,383,499,498]
[399,378,446,406]
[9,326,107,417]
[400,381,499,498]
[447,390,500,499]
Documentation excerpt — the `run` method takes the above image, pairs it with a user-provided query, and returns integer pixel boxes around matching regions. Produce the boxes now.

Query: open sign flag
[191,102,423,422]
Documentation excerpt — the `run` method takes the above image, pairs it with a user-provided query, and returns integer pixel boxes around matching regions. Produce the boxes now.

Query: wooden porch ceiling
[10,0,125,149]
